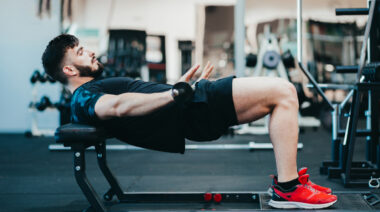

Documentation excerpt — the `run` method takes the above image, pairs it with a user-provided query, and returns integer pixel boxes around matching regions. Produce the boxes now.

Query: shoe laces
[303,184,320,193]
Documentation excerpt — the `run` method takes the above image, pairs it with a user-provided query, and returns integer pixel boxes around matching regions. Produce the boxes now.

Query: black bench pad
[55,123,110,146]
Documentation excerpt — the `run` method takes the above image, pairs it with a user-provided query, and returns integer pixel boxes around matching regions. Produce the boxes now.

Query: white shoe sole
[267,187,273,196]
[268,199,337,209]
[268,187,332,196]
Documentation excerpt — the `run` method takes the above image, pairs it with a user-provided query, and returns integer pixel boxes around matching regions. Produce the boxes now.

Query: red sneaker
[268,167,332,195]
[298,167,332,194]
[268,174,337,209]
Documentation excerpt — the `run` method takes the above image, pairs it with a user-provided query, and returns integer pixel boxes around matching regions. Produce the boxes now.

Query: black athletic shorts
[184,75,238,141]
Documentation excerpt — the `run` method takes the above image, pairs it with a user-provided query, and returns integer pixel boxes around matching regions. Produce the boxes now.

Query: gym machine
[253,27,289,80]
[298,0,380,187]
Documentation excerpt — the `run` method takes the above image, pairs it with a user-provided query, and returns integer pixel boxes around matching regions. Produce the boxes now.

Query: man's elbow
[114,102,133,117]
[115,108,130,117]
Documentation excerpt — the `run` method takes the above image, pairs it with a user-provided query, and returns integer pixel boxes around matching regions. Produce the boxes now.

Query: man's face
[64,44,104,78]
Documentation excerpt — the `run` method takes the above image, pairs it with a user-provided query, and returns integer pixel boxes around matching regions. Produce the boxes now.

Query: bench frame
[66,138,260,212]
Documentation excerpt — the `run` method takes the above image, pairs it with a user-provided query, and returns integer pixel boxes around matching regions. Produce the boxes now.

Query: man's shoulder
[70,81,106,124]
[94,76,135,84]
[75,76,126,92]
[72,83,100,99]
[71,80,105,104]
[87,76,137,89]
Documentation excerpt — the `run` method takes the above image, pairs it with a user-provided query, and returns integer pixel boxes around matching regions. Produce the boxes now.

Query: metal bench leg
[73,148,107,212]
[95,143,125,201]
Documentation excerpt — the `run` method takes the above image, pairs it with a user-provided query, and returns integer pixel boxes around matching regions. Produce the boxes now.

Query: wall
[0,0,61,132]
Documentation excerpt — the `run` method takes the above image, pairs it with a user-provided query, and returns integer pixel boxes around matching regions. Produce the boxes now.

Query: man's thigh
[232,77,291,124]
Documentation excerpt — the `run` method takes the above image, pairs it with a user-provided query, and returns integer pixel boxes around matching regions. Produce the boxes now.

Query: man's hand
[178,62,215,83]
[172,62,215,105]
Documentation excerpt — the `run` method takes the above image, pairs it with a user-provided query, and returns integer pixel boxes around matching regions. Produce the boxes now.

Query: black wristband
[172,82,194,104]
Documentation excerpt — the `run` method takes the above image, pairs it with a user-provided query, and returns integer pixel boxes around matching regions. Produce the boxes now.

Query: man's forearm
[116,90,174,117]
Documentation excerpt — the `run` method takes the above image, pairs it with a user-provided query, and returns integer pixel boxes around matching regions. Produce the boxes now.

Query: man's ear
[62,65,77,76]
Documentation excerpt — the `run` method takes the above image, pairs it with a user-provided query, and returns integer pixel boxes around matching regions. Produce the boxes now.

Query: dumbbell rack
[26,70,57,137]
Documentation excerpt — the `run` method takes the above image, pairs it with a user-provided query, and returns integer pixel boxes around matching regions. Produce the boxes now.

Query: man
[42,34,337,209]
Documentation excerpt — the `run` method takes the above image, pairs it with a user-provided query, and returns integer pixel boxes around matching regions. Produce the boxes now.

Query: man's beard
[74,62,104,78]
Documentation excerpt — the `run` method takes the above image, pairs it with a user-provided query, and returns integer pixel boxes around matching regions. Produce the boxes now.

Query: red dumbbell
[204,192,212,202]
[213,193,222,203]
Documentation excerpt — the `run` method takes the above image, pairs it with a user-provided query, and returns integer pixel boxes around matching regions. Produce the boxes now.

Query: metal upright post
[366,90,374,162]
[331,104,340,162]
[367,0,380,166]
[370,89,379,164]
[343,88,361,185]
[234,0,245,77]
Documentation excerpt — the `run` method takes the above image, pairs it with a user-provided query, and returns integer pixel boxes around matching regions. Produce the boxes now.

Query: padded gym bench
[55,123,260,212]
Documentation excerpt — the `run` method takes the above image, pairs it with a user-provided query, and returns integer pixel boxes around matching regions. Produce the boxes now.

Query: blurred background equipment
[105,29,147,79]
[146,35,167,83]
[202,6,235,79]
[178,40,195,76]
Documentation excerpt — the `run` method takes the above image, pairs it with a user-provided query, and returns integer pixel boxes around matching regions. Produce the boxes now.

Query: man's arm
[94,62,214,120]
[94,90,174,120]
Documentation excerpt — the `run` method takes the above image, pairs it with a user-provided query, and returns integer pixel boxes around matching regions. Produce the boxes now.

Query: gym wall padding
[0,0,60,132]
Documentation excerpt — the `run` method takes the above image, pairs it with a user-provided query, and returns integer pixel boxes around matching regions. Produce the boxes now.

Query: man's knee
[273,79,299,110]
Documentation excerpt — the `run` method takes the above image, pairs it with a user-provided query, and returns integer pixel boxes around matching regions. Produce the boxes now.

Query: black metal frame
[318,82,380,186]
[297,0,380,187]
[319,0,380,187]
[69,140,260,212]
[319,82,380,183]
[340,83,380,186]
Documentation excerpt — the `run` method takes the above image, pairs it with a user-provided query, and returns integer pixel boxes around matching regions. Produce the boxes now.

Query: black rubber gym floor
[0,127,379,211]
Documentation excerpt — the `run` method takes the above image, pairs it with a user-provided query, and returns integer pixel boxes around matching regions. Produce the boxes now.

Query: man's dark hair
[42,34,79,84]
